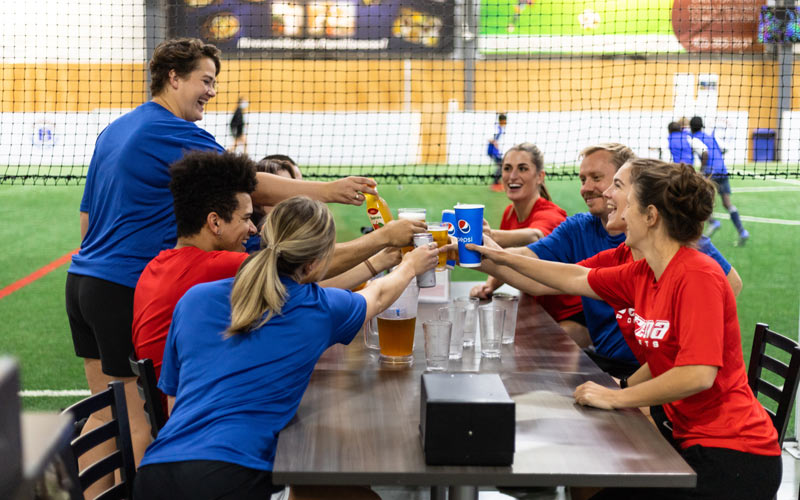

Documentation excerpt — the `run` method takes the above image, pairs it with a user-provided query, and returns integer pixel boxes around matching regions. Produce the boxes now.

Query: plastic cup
[423,320,452,371]
[378,278,419,365]
[454,296,479,347]
[479,305,505,359]
[492,293,519,344]
[440,210,456,268]
[437,305,466,360]
[454,204,484,267]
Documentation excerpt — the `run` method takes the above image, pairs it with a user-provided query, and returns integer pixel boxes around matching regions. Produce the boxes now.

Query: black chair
[60,381,136,500]
[128,354,167,438]
[747,322,800,445]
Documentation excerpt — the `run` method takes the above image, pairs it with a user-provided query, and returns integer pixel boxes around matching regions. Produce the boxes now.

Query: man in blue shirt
[690,116,749,245]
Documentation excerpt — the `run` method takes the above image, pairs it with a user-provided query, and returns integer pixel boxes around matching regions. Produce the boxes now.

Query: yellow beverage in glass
[427,225,449,270]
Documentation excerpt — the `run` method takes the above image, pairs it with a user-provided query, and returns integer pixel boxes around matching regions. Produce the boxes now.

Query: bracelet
[619,376,629,389]
[364,259,378,277]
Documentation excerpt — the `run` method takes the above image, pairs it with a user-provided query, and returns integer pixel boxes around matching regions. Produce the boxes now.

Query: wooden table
[273,284,696,497]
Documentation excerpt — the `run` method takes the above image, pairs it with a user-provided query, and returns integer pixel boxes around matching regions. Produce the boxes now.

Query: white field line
[713,213,800,226]
[732,186,800,193]
[20,389,91,397]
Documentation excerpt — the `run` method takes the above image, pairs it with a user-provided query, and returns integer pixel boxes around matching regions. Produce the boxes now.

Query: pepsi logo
[443,221,455,235]
[458,219,470,233]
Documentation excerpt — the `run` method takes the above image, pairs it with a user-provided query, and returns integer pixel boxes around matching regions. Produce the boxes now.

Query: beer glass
[378,278,419,365]
[437,304,466,360]
[398,208,426,254]
[427,224,449,270]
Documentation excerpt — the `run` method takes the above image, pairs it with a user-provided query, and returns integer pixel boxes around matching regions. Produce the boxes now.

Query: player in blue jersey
[667,121,707,167]
[488,113,507,191]
[689,116,749,245]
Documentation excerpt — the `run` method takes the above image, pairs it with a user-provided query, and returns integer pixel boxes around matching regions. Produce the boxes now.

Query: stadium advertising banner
[169,0,455,54]
[479,0,765,54]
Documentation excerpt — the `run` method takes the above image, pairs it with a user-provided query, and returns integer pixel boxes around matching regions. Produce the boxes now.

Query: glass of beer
[398,208,426,254]
[378,278,419,365]
[427,224,449,271]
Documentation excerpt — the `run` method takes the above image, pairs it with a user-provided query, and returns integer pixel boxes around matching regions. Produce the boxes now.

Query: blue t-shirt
[692,130,727,176]
[668,131,694,164]
[697,235,731,275]
[140,276,366,472]
[528,213,633,362]
[69,101,224,288]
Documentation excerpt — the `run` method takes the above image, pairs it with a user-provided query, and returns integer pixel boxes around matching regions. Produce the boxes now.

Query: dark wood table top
[273,284,696,488]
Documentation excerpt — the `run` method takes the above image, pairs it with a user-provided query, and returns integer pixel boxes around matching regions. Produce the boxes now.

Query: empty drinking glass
[423,320,452,371]
[454,296,479,347]
[478,305,505,358]
[437,304,466,360]
[492,293,519,344]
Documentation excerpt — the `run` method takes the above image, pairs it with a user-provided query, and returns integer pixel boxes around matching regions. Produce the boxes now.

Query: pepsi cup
[454,204,484,268]
[440,209,456,269]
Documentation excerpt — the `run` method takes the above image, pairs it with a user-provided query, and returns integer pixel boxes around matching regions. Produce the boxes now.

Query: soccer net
[2,0,799,185]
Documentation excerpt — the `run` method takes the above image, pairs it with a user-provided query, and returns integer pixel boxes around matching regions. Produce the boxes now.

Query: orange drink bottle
[364,190,393,230]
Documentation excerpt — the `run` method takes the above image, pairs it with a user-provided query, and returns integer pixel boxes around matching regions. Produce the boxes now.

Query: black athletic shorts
[582,348,640,379]
[590,444,782,500]
[134,460,284,500]
[562,309,587,326]
[65,272,135,377]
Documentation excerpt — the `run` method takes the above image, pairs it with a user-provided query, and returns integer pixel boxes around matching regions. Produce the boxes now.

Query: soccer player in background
[667,121,707,167]
[488,113,507,191]
[690,116,749,245]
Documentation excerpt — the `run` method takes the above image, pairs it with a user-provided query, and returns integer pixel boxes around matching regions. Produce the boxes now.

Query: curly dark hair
[169,150,258,238]
[149,38,221,96]
[628,159,715,244]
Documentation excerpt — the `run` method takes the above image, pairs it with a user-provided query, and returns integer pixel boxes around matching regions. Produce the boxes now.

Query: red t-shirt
[132,246,248,377]
[587,247,779,455]
[578,244,642,362]
[501,198,582,322]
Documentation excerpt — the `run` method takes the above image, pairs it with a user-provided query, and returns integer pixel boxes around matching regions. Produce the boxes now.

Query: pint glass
[378,278,419,365]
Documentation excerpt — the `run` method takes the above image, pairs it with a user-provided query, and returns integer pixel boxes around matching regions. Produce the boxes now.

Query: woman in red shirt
[468,160,781,499]
[472,142,586,344]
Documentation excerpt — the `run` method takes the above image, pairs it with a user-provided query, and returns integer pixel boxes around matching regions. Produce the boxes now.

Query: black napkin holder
[420,372,515,466]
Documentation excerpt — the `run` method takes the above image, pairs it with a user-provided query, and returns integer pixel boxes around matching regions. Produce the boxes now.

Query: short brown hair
[628,159,715,244]
[579,143,636,171]
[149,38,221,96]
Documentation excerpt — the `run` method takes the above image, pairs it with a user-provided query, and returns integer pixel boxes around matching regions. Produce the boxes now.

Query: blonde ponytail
[226,196,336,336]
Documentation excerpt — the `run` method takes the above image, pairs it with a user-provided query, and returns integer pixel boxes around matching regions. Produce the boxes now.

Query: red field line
[0,248,79,300]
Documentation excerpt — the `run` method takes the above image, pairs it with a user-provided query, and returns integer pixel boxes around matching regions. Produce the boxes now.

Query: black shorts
[590,444,782,500]
[562,310,587,326]
[134,460,283,500]
[582,348,640,379]
[65,273,135,377]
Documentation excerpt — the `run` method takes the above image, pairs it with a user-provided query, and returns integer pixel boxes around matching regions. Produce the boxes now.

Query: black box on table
[420,372,515,466]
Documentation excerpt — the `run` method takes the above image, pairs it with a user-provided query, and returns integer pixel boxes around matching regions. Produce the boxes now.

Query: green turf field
[1,177,799,428]
[479,0,674,36]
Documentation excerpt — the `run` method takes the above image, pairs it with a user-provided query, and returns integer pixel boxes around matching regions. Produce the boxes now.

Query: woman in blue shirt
[133,196,440,500]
